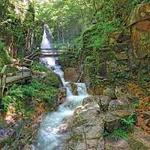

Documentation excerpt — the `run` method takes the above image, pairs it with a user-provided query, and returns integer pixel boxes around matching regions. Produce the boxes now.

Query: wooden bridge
[40,48,65,57]
[0,59,32,97]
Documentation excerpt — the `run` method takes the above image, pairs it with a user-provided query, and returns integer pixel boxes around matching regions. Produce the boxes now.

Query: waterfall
[36,25,88,150]
[41,24,52,49]
[40,24,56,67]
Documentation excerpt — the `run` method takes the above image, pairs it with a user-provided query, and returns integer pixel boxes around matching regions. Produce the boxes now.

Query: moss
[32,61,60,88]
[69,134,83,142]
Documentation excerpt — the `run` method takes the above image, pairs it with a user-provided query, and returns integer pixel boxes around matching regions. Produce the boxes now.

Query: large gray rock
[63,93,135,149]
[65,101,105,150]
[103,87,116,99]
[108,99,130,111]
[105,138,130,150]
[64,67,79,82]
[82,95,111,112]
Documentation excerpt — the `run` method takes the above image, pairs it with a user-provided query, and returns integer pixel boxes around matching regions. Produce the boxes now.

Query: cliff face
[128,3,150,59]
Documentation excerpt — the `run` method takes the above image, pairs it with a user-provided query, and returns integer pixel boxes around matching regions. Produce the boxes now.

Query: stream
[35,25,88,150]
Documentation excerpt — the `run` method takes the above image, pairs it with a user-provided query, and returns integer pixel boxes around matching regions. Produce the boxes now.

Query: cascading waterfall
[41,24,52,49]
[40,24,56,67]
[36,25,88,150]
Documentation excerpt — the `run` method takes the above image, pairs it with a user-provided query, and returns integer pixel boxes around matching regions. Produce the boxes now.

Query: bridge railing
[0,59,32,97]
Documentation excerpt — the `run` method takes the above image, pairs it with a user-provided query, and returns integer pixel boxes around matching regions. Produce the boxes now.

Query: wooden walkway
[0,71,31,86]
[0,60,32,97]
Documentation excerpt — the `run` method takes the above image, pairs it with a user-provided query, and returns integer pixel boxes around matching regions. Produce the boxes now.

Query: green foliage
[112,129,129,140]
[32,61,60,87]
[0,40,10,68]
[3,74,59,115]
[104,114,136,140]
[32,61,48,72]
[104,128,128,140]
[0,0,42,57]
[121,113,136,131]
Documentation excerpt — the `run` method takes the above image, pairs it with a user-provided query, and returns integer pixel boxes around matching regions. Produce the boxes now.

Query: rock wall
[129,3,150,59]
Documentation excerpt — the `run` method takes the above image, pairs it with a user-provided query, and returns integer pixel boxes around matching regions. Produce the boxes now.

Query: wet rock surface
[57,87,67,105]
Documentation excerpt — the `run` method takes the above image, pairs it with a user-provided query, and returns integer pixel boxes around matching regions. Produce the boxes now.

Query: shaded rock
[104,112,121,133]
[108,99,130,111]
[69,138,104,150]
[70,82,78,95]
[64,67,79,82]
[98,96,111,112]
[104,110,134,133]
[103,87,116,99]
[82,96,95,105]
[57,87,67,105]
[105,137,130,150]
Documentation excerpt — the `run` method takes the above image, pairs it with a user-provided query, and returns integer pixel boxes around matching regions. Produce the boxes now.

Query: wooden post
[0,73,3,98]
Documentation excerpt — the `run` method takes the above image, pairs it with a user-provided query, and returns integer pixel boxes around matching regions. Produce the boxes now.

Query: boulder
[98,96,111,112]
[65,101,104,150]
[104,110,134,133]
[108,99,130,111]
[104,112,121,133]
[57,87,67,105]
[105,138,130,150]
[70,82,78,95]
[64,67,79,82]
[103,87,116,99]
[82,96,111,112]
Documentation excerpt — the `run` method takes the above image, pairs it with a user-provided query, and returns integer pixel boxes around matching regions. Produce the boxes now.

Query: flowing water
[36,25,88,150]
